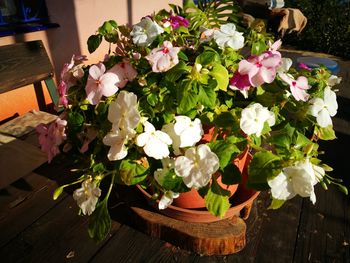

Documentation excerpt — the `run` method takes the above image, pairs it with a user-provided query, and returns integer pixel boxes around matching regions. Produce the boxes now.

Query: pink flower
[229,71,251,98]
[146,41,181,72]
[279,73,310,101]
[298,63,311,71]
[268,39,282,58]
[109,60,137,88]
[238,52,281,87]
[57,81,69,108]
[36,118,67,163]
[168,15,189,29]
[85,63,119,105]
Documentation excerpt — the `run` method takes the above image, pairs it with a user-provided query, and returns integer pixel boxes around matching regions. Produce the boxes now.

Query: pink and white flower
[279,73,310,101]
[109,60,137,88]
[103,128,135,161]
[238,52,281,87]
[85,63,119,105]
[158,191,179,209]
[229,71,252,98]
[146,41,181,72]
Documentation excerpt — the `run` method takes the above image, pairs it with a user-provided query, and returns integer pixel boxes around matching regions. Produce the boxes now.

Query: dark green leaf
[205,178,231,218]
[221,162,241,185]
[247,151,281,190]
[93,163,105,173]
[119,159,148,185]
[176,82,198,114]
[88,201,111,242]
[178,51,189,61]
[87,34,102,53]
[67,111,85,133]
[165,61,191,82]
[215,112,236,127]
[159,170,189,192]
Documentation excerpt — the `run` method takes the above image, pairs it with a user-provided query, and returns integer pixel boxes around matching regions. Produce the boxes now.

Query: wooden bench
[0,40,58,122]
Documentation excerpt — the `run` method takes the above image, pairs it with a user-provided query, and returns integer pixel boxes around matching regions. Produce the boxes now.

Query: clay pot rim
[136,184,260,216]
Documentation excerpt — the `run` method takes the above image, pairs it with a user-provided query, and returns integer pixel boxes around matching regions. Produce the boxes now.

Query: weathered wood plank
[90,225,176,263]
[0,196,121,263]
[0,172,67,247]
[293,185,350,263]
[0,41,53,94]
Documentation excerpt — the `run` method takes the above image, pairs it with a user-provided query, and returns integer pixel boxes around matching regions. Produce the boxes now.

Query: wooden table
[0,111,349,262]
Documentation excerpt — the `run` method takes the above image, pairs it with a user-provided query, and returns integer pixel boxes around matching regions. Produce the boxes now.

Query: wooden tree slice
[130,206,246,256]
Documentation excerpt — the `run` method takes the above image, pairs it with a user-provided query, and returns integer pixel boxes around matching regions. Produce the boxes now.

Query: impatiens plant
[38,0,347,242]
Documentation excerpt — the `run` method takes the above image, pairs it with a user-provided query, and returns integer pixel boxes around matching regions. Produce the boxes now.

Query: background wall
[0,0,182,121]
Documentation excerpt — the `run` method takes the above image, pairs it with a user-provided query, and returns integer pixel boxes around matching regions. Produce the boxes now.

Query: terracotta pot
[137,153,259,223]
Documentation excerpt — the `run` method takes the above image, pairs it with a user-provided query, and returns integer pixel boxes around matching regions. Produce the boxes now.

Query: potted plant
[37,0,347,242]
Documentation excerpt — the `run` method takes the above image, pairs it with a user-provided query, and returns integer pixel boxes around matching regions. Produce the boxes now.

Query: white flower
[308,87,338,127]
[327,75,342,86]
[268,160,325,204]
[154,158,175,186]
[73,179,101,215]
[213,23,244,50]
[108,91,141,131]
[103,128,135,161]
[162,116,203,155]
[136,121,172,159]
[158,191,179,210]
[240,103,275,137]
[174,145,219,189]
[130,17,164,47]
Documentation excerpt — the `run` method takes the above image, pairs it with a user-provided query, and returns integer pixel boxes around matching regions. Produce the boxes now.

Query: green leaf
[165,61,191,82]
[195,51,219,65]
[221,162,241,185]
[215,112,236,127]
[178,51,189,61]
[205,178,231,218]
[88,201,111,242]
[251,39,267,55]
[247,151,281,190]
[176,81,198,114]
[197,83,217,108]
[147,93,158,106]
[315,125,336,140]
[295,131,311,149]
[209,63,229,91]
[87,34,102,53]
[119,159,148,185]
[268,198,286,209]
[208,140,240,170]
[93,163,105,173]
[159,170,189,193]
[67,111,85,133]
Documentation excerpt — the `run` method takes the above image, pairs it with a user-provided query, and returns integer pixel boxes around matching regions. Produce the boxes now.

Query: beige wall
[0,0,182,121]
